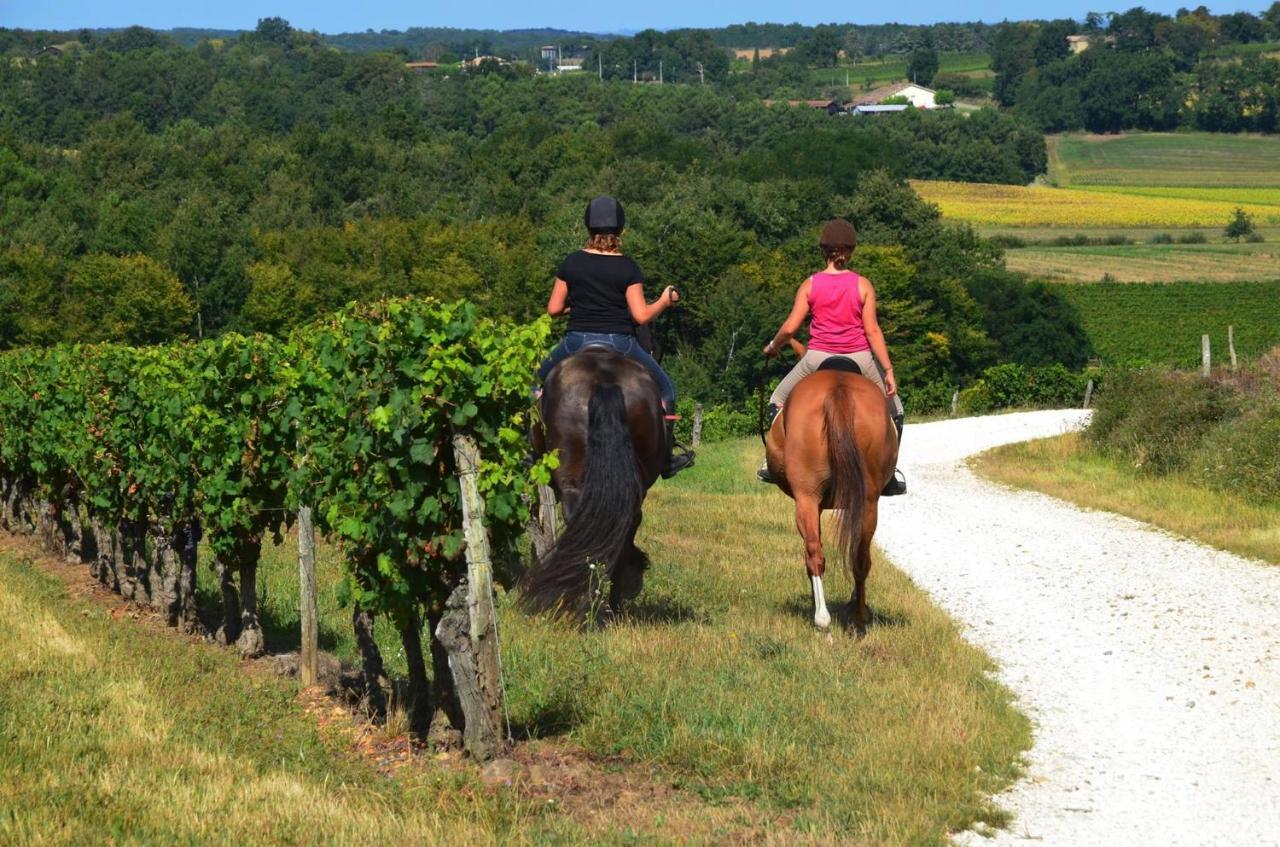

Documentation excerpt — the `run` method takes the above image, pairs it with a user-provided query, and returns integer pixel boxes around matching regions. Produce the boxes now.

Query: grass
[1,437,1032,846]
[1003,241,1280,283]
[0,551,540,846]
[972,432,1280,565]
[1071,185,1280,206]
[912,179,1280,229]
[1047,132,1280,188]
[818,52,992,90]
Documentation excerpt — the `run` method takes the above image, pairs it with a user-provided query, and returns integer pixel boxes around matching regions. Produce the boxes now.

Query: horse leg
[851,501,878,637]
[609,514,648,608]
[796,494,831,630]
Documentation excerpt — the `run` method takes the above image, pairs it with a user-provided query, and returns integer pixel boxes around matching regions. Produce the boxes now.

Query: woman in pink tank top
[756,218,906,494]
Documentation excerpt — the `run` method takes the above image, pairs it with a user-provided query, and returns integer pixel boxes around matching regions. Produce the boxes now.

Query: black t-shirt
[557,250,644,335]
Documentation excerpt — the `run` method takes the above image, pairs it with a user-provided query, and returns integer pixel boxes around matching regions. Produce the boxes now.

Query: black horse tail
[825,376,866,571]
[521,382,642,615]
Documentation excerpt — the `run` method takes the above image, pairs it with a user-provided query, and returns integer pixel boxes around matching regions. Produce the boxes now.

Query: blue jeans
[538,331,676,409]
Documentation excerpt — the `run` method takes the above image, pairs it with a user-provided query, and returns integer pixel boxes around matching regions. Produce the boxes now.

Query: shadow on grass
[195,580,345,655]
[779,594,910,631]
[617,592,711,626]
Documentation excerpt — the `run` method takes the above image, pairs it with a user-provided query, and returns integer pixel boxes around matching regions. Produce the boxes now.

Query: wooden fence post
[437,433,506,762]
[950,390,959,417]
[297,506,319,688]
[1228,325,1238,371]
[1083,379,1094,409]
[1202,334,1211,377]
[691,403,704,447]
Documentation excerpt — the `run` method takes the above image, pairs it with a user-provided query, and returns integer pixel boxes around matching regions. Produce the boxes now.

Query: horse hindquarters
[521,382,643,615]
[824,378,875,635]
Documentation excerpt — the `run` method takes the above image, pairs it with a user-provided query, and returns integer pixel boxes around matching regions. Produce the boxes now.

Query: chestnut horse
[763,361,899,634]
[522,347,666,615]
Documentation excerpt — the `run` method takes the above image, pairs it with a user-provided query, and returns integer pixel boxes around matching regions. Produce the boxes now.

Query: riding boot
[757,404,781,483]
[881,413,907,496]
[662,418,695,479]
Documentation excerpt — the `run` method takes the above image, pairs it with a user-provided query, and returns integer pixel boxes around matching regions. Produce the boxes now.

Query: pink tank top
[807,270,869,354]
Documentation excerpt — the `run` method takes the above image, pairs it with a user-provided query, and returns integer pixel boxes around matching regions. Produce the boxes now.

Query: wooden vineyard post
[297,506,319,688]
[950,390,959,417]
[1083,379,1094,409]
[1202,334,1212,377]
[437,433,506,762]
[1228,325,1238,371]
[534,483,558,562]
[691,403,704,447]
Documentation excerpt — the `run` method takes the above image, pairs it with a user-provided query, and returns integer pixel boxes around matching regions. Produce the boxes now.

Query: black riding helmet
[585,195,625,235]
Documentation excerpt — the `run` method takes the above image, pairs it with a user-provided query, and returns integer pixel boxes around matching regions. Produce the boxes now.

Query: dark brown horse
[522,346,667,615]
[763,362,899,634]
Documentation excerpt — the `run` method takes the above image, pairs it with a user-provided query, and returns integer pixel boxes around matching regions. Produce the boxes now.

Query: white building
[852,82,939,110]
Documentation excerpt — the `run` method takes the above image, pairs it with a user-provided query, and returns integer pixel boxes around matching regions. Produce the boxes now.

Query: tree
[1224,207,1255,242]
[907,45,939,86]
[1266,2,1280,39]
[61,254,195,345]
[934,89,956,106]
[254,17,294,49]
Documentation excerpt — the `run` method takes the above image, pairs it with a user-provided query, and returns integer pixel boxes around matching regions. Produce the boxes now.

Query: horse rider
[536,195,695,478]
[757,218,906,495]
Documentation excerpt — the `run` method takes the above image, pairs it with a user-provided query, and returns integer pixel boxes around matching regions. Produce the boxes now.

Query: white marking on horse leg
[811,575,831,629]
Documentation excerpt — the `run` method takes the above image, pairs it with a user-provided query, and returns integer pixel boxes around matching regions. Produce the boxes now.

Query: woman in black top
[537,196,693,476]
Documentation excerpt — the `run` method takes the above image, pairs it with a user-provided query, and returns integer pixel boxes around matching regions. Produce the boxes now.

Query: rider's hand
[763,341,779,359]
[884,369,897,396]
[663,285,680,305]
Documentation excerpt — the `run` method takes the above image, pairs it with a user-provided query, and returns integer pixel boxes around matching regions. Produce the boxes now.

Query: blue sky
[3,0,1273,34]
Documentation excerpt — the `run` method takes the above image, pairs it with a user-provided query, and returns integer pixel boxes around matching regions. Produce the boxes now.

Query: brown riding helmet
[819,218,857,250]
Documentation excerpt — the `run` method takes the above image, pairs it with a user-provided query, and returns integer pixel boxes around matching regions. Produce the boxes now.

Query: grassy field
[1055,280,1280,366]
[1047,133,1280,188]
[1,438,1031,846]
[972,433,1280,565]
[912,179,1280,229]
[1004,241,1280,283]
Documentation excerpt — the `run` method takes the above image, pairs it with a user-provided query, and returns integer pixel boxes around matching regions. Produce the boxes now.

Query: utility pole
[659,59,663,84]
[598,54,602,79]
[698,61,704,84]
[633,59,637,83]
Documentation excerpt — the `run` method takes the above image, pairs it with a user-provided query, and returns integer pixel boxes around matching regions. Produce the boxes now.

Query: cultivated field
[911,179,1280,229]
[1055,280,1280,366]
[0,439,1030,846]
[1004,241,1280,283]
[1047,133,1280,188]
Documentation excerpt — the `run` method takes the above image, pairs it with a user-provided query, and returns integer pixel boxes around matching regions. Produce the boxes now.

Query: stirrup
[881,469,907,496]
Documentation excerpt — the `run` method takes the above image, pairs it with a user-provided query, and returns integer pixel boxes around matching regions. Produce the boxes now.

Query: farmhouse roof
[853,104,910,114]
[404,61,439,69]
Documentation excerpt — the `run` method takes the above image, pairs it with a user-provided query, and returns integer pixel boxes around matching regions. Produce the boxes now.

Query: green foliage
[0,297,553,639]
[297,299,554,625]
[964,270,1092,368]
[951,362,1089,415]
[907,46,939,86]
[1224,207,1255,242]
[60,254,196,345]
[1056,281,1280,368]
[1088,368,1239,474]
[934,88,957,106]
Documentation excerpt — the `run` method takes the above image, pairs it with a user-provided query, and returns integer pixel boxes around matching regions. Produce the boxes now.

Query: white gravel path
[873,409,1280,847]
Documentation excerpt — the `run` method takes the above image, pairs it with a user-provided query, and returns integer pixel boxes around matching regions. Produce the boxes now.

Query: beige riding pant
[769,349,905,417]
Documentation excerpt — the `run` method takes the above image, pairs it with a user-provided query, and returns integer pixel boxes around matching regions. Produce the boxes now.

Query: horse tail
[824,376,866,570]
[521,382,642,615]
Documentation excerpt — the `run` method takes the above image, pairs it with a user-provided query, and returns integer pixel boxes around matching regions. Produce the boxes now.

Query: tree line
[0,18,1085,412]
[993,5,1280,133]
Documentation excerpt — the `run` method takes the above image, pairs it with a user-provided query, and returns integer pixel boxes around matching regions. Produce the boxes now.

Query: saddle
[815,356,863,376]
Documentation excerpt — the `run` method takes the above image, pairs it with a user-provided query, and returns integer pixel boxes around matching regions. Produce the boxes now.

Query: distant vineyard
[912,180,1280,229]
[1055,281,1280,366]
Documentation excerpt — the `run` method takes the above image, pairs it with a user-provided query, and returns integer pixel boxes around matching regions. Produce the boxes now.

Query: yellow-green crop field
[911,180,1280,229]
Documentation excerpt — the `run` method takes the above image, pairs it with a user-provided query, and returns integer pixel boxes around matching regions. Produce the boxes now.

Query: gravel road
[873,409,1280,847]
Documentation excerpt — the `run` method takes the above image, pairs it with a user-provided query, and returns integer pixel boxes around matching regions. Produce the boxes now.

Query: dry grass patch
[1003,242,1280,283]
[972,432,1280,565]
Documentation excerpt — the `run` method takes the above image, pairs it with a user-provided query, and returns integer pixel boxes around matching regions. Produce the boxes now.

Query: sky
[2,0,1273,34]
